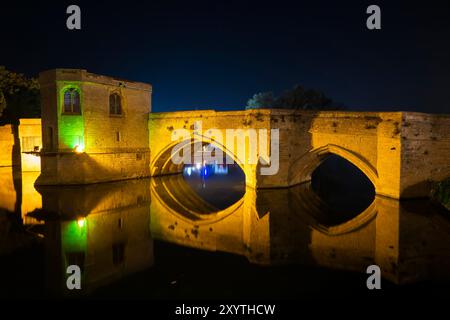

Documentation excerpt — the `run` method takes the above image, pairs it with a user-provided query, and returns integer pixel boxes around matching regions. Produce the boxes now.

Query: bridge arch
[150,134,246,177]
[288,144,379,191]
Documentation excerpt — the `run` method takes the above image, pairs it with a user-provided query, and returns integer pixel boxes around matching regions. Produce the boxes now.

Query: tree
[245,92,275,110]
[0,66,40,123]
[246,84,342,110]
[431,178,450,211]
[0,90,5,117]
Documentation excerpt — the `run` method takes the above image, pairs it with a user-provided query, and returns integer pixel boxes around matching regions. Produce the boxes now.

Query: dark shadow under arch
[310,154,376,225]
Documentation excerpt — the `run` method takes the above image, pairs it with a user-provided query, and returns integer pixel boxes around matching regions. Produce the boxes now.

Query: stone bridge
[149,109,450,199]
[20,69,448,199]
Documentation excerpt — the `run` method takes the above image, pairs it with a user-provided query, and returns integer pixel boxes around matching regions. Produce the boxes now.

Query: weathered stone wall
[18,118,42,172]
[267,110,449,199]
[39,73,57,153]
[36,69,152,185]
[148,109,271,188]
[400,113,450,198]
[285,111,404,198]
[150,109,449,199]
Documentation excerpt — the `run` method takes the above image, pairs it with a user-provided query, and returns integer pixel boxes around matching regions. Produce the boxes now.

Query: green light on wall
[58,83,85,151]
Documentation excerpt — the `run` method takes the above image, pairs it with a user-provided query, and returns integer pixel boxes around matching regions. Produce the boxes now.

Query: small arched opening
[151,139,246,216]
[310,154,376,225]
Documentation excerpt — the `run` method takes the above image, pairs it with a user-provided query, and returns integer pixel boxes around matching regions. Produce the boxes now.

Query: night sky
[1,0,450,113]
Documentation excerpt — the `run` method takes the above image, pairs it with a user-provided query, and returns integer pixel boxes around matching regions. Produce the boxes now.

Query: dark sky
[1,0,450,113]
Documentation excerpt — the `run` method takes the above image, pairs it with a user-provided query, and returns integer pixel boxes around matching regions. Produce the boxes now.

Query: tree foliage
[0,90,6,117]
[246,85,343,110]
[0,66,40,123]
[431,178,450,211]
[246,92,275,109]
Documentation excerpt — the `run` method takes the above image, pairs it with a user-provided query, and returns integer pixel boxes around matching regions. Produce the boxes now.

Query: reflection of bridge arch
[150,175,245,225]
[288,144,380,191]
[255,183,378,237]
[286,183,378,236]
[150,134,246,177]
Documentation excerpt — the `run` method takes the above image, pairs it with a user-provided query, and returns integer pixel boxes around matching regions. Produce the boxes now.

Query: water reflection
[183,163,245,210]
[151,180,450,284]
[0,167,43,256]
[36,180,154,295]
[0,167,449,297]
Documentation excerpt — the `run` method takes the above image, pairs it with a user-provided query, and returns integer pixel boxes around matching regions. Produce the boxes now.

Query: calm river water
[0,160,449,299]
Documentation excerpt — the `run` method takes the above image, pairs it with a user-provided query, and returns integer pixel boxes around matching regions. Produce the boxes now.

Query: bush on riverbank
[431,178,450,211]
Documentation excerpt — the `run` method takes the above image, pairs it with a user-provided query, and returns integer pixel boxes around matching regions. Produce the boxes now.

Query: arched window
[109,93,122,115]
[63,88,81,114]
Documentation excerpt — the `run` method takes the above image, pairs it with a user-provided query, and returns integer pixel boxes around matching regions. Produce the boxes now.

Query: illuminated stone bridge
[149,109,450,199]
[22,69,448,200]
